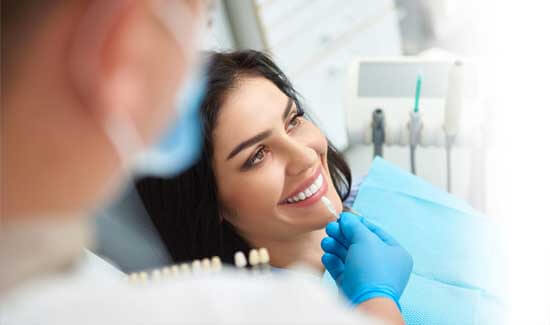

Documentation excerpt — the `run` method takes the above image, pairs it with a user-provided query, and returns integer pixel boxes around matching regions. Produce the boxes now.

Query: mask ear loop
[102,112,146,172]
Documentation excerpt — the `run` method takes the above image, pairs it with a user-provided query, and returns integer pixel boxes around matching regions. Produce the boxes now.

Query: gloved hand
[321,212,413,308]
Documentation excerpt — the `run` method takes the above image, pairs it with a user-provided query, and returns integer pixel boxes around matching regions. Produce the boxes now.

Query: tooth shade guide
[138,271,148,279]
[171,265,180,275]
[234,251,247,268]
[191,260,201,273]
[321,196,338,219]
[125,248,270,284]
[211,256,222,271]
[201,258,211,271]
[258,248,270,264]
[180,263,190,274]
[151,270,162,281]
[248,249,260,266]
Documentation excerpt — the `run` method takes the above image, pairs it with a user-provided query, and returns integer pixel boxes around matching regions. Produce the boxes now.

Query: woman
[136,51,501,325]
[136,50,351,272]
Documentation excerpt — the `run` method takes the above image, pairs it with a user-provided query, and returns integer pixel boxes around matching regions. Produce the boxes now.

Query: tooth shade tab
[321,196,338,219]
[258,248,270,264]
[191,260,201,272]
[179,263,190,273]
[211,256,222,271]
[234,251,247,268]
[248,249,260,266]
[201,258,211,271]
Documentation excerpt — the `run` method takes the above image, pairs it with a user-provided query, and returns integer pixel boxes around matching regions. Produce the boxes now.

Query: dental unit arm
[372,108,386,158]
[409,74,423,175]
[443,61,464,192]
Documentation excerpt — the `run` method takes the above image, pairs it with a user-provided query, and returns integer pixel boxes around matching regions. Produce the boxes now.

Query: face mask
[103,1,207,178]
[133,67,207,177]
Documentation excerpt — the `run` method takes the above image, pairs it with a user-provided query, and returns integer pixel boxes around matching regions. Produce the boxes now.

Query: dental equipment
[443,61,464,193]
[409,74,423,175]
[258,248,271,273]
[211,256,222,272]
[321,196,339,220]
[126,248,271,284]
[372,108,386,158]
[234,251,247,269]
[248,249,260,273]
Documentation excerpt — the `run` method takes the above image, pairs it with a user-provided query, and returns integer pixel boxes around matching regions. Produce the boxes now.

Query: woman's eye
[246,146,267,168]
[286,113,303,132]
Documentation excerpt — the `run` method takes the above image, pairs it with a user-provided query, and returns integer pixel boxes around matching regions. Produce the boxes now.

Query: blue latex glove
[321,212,413,308]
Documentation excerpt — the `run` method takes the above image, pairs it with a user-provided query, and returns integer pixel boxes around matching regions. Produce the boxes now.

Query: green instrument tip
[414,74,422,113]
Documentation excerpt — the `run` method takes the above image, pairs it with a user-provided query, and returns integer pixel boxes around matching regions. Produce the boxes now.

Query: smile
[281,167,328,207]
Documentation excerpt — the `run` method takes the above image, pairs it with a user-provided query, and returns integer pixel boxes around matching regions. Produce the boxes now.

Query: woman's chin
[285,210,337,233]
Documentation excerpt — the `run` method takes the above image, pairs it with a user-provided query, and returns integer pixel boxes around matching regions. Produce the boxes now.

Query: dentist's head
[2,0,206,222]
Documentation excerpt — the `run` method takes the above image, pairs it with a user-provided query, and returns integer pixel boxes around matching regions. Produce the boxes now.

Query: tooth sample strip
[126,248,271,284]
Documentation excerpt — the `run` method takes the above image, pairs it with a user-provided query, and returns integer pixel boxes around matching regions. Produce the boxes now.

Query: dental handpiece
[372,108,385,158]
[409,74,423,175]
[443,61,464,193]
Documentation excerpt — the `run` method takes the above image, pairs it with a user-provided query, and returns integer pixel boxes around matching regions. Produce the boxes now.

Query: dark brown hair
[136,50,351,264]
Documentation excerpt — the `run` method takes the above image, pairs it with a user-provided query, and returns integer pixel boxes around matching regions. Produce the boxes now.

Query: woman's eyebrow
[226,98,293,161]
[226,130,271,160]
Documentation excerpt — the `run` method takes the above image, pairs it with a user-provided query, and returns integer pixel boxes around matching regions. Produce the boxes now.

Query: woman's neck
[248,228,327,274]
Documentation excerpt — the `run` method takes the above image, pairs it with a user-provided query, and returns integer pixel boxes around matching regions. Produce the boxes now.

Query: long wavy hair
[135,50,352,264]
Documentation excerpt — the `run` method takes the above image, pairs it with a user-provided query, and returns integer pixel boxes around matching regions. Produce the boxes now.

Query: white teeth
[315,175,322,187]
[286,174,324,204]
[310,183,319,193]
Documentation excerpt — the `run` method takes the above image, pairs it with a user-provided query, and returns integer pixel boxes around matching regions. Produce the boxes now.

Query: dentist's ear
[67,0,189,147]
[67,0,140,121]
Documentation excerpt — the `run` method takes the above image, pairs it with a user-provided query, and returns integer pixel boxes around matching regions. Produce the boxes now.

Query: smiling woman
[135,50,351,271]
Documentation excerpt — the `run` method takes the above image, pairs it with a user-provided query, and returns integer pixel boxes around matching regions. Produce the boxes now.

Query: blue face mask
[132,71,206,177]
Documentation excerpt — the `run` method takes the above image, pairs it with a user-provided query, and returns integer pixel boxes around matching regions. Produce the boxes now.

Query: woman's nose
[283,140,318,176]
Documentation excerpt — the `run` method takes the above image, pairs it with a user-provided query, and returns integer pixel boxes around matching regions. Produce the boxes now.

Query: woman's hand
[321,212,413,308]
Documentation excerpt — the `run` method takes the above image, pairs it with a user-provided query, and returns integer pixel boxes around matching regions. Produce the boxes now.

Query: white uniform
[0,221,376,325]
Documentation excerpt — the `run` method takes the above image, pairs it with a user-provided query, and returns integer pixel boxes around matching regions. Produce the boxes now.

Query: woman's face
[212,76,342,242]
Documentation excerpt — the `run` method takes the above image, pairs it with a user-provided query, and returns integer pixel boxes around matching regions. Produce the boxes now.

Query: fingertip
[339,212,360,229]
[321,253,340,267]
[325,221,339,235]
[338,212,356,222]
[320,237,331,250]
[322,253,345,280]
[321,253,333,266]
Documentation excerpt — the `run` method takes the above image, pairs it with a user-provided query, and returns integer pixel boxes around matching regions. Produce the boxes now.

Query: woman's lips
[282,173,328,207]
[281,166,322,202]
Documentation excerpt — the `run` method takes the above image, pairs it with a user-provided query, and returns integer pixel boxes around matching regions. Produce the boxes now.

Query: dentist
[0,1,412,324]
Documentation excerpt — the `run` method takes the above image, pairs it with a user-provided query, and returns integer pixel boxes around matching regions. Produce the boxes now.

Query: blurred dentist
[0,1,411,324]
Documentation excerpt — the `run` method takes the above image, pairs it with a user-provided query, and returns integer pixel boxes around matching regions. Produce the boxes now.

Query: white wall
[255,0,402,150]
[202,0,236,51]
